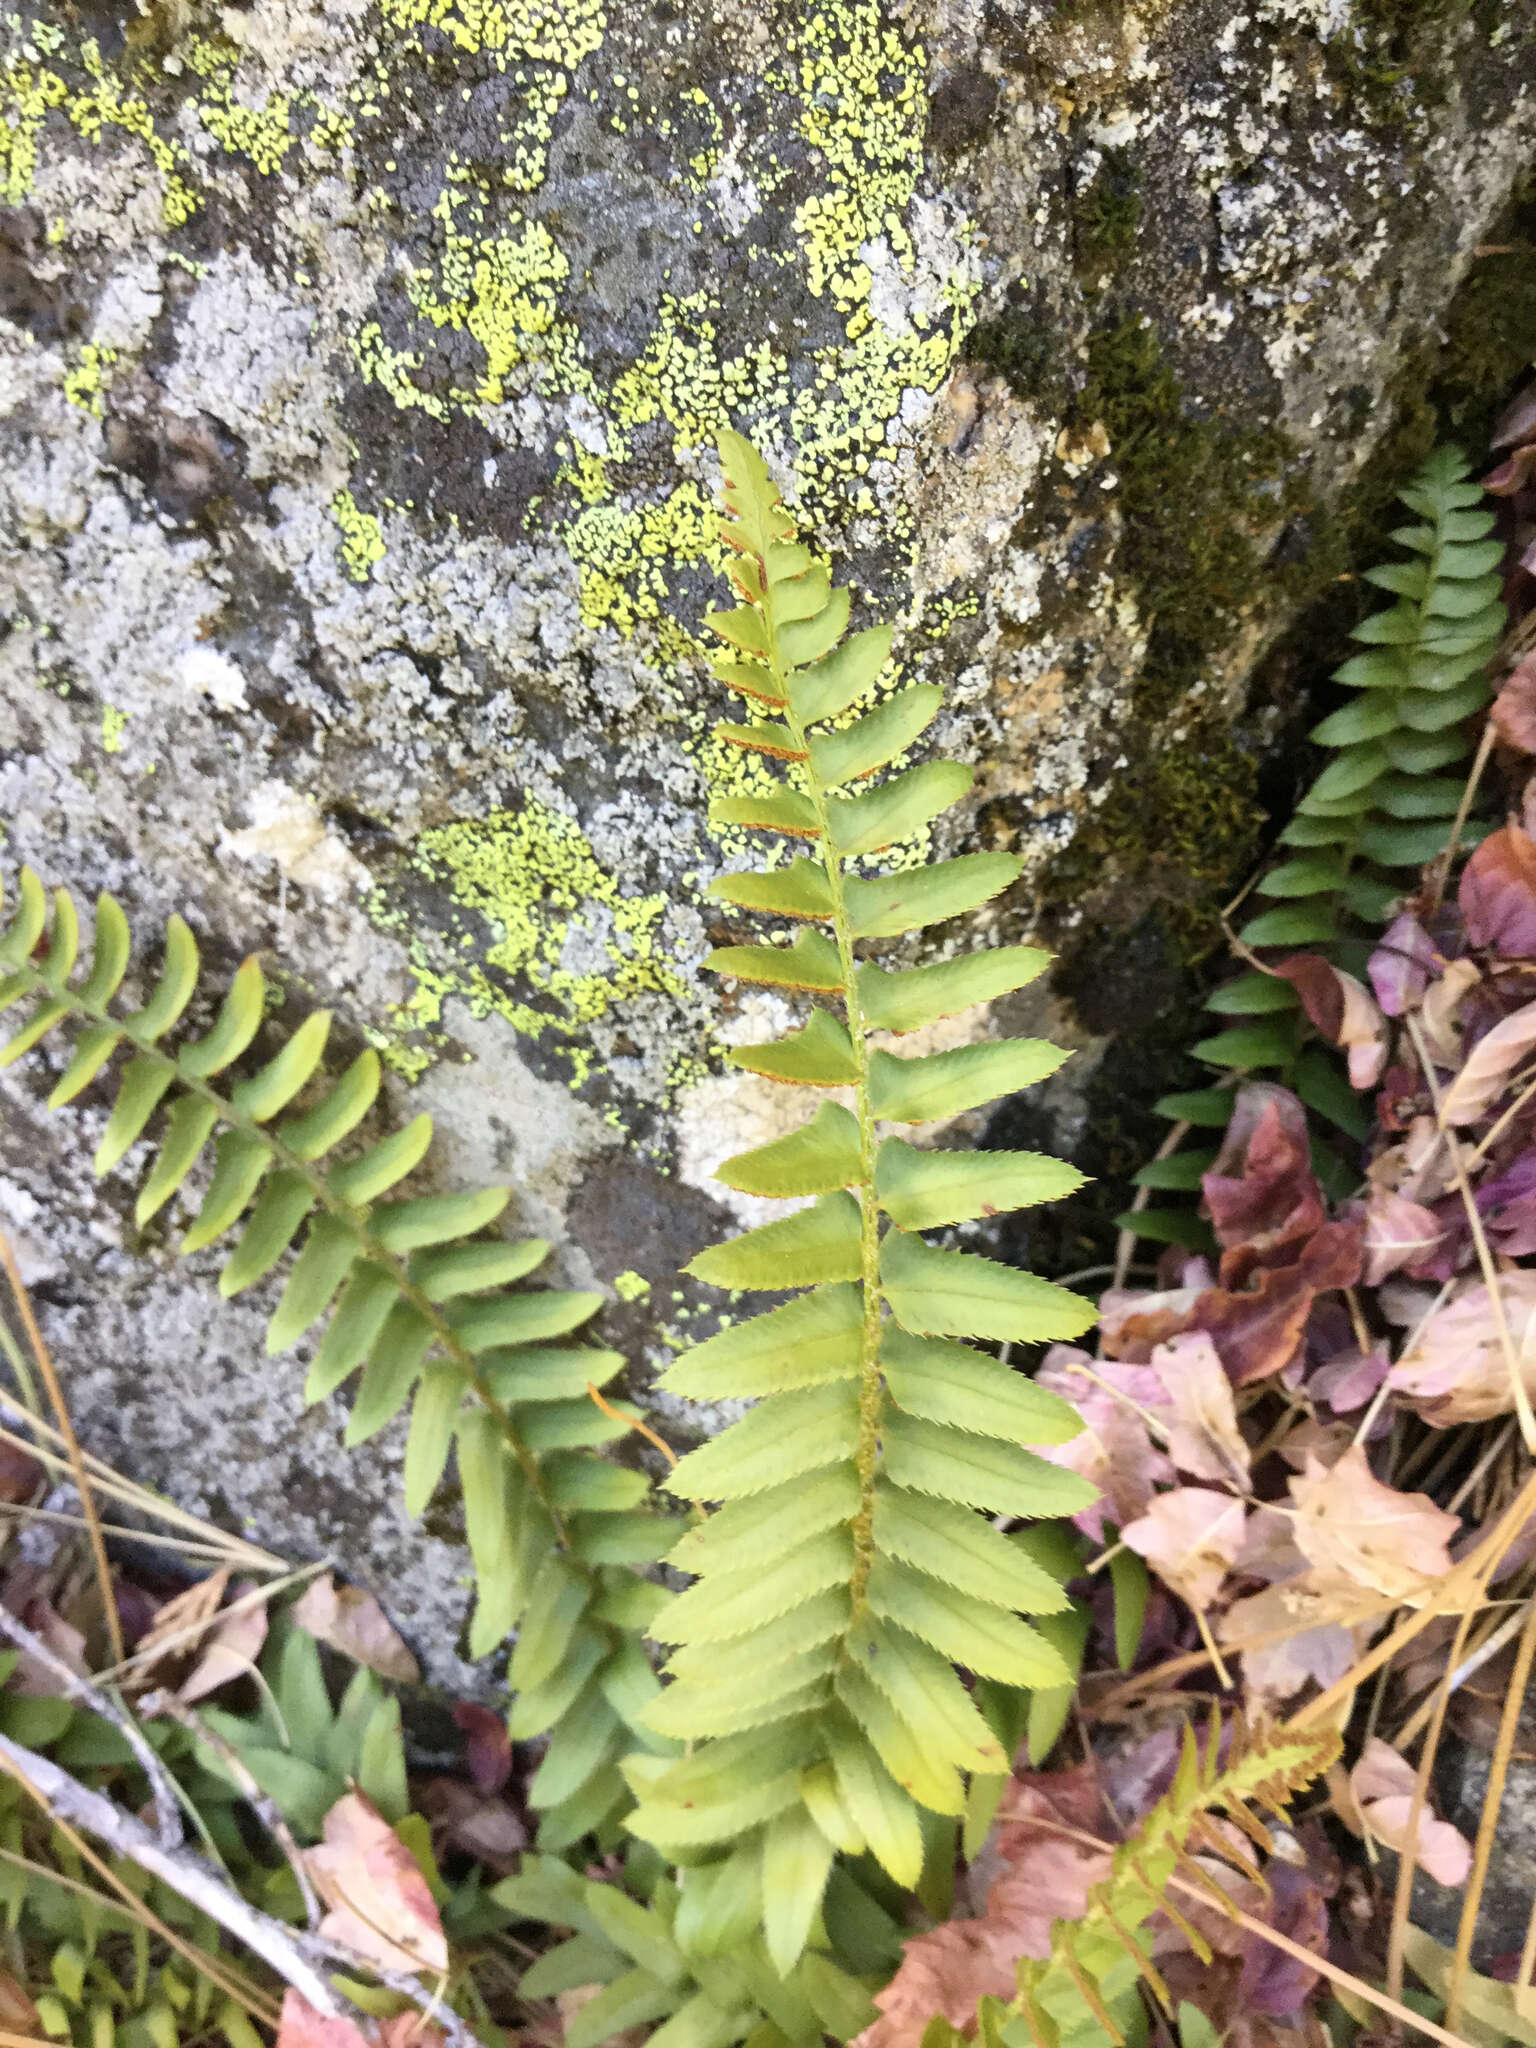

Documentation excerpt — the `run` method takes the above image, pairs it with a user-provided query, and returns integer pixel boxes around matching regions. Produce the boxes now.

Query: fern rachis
[626,431,1100,1979]
[0,872,680,1850]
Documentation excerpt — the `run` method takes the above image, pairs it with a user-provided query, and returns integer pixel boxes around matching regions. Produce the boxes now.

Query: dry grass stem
[0,1232,124,1667]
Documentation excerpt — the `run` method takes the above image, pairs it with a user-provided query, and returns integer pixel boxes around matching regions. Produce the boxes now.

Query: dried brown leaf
[1150,1333,1250,1488]
[293,1574,420,1685]
[306,1792,449,1975]
[1289,1446,1458,1600]
[1348,1738,1472,1886]
[1121,1485,1248,1608]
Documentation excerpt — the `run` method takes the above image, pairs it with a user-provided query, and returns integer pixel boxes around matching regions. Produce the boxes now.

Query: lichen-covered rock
[1,0,1533,1672]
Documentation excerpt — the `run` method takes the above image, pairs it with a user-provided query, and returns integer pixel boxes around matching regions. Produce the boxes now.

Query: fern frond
[903,1716,1342,2048]
[0,873,681,1839]
[1122,444,1506,1249]
[628,428,1099,1977]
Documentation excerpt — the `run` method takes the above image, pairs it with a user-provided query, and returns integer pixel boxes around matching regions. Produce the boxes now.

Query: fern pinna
[625,431,1098,1975]
[0,871,681,1847]
[1124,445,1506,1250]
[929,1716,1340,2048]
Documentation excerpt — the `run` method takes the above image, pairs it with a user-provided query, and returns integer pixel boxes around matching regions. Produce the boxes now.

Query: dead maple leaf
[1220,1578,1367,1709]
[1367,912,1440,1019]
[1388,1272,1536,1426]
[306,1792,449,1975]
[1193,1222,1363,1386]
[1149,1333,1249,1489]
[275,1991,373,2048]
[1346,1738,1472,1886]
[1202,1086,1326,1263]
[0,1963,41,2037]
[1351,1186,1446,1287]
[452,1701,512,1794]
[1439,995,1536,1126]
[1492,652,1536,756]
[294,1574,421,1685]
[275,1992,446,2048]
[1289,1447,1458,1601]
[1121,1486,1248,1609]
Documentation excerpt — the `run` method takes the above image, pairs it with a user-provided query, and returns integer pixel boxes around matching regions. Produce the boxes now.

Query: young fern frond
[627,430,1099,1978]
[0,874,682,1844]
[926,1715,1341,2048]
[1123,445,1506,1251]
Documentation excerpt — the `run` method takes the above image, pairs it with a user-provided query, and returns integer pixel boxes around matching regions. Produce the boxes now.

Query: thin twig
[0,1731,485,2048]
[0,1731,335,2011]
[0,1831,278,2023]
[1423,716,1496,918]
[0,1404,286,1572]
[0,1602,182,1849]
[92,1561,326,1687]
[144,1689,322,1929]
[0,1231,125,1667]
[1406,1011,1536,1451]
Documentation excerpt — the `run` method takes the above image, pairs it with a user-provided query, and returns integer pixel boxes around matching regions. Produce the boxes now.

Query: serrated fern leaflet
[0,873,681,1849]
[628,430,1100,1977]
[1123,445,1507,1253]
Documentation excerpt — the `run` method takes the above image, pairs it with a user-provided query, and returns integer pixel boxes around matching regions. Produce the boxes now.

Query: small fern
[619,430,1099,1979]
[1124,445,1506,1251]
[0,873,681,1846]
[928,1715,1341,2048]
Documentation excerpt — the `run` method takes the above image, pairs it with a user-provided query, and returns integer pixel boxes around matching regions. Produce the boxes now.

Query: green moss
[1070,148,1141,296]
[1327,0,1476,126]
[1076,314,1296,722]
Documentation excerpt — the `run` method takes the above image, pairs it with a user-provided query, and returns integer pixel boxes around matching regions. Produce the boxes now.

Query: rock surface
[1,0,1534,1679]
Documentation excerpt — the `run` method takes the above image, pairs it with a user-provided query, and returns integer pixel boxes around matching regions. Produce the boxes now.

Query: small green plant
[924,1715,1341,2048]
[1123,444,1506,1249]
[0,876,680,1852]
[619,432,1098,1974]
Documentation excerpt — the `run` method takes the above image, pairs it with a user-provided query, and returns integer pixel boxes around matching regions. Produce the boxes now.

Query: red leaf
[1493,653,1536,756]
[1273,957,1388,1088]
[1192,1222,1363,1386]
[1460,824,1536,957]
[1367,913,1440,1018]
[1201,1086,1325,1265]
[452,1701,512,1794]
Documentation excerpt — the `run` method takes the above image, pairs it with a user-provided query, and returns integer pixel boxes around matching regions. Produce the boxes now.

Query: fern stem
[3,961,575,1552]
[757,579,885,1620]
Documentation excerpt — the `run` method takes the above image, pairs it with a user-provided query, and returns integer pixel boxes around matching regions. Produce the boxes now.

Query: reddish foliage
[1202,1087,1326,1264]
[1460,823,1536,957]
[1193,1222,1364,1386]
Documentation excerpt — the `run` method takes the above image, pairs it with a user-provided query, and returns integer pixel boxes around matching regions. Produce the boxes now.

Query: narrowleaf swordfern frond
[932,1715,1341,2048]
[620,431,1100,1979]
[1124,445,1506,1251]
[0,872,683,1848]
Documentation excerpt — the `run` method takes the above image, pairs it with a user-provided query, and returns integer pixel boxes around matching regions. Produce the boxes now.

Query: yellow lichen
[62,341,117,416]
[331,490,387,582]
[376,797,688,1081]
[99,704,127,753]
